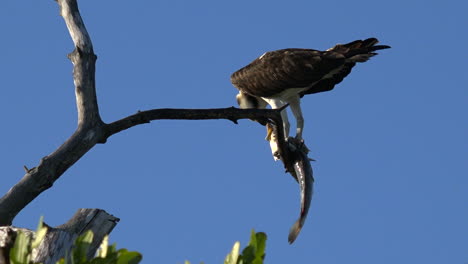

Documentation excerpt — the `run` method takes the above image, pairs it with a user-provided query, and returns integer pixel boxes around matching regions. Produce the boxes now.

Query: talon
[298,140,310,153]
[294,134,303,142]
[289,136,310,154]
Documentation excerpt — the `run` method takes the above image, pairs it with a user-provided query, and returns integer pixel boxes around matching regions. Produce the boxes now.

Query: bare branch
[104,107,278,139]
[0,0,294,227]
[0,0,102,226]
[103,106,297,175]
[58,0,102,127]
[0,126,103,225]
[57,0,93,53]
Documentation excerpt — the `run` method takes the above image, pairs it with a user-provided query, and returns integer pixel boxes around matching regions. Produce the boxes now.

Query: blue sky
[1,0,467,263]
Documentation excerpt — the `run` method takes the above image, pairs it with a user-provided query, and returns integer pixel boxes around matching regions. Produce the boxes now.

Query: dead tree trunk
[0,209,118,264]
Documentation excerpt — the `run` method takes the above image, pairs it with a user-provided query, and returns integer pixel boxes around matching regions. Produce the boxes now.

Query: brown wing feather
[231,38,390,98]
[300,62,355,96]
[231,49,346,98]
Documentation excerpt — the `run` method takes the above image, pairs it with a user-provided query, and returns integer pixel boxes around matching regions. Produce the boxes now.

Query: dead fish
[265,124,314,243]
[287,140,314,244]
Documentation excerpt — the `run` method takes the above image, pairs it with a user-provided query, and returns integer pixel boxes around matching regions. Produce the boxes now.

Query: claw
[299,141,310,154]
[292,137,310,154]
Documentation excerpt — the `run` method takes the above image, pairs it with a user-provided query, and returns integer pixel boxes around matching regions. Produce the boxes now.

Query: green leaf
[97,235,109,258]
[36,216,44,231]
[224,241,240,264]
[72,230,94,263]
[241,245,254,264]
[107,243,118,255]
[79,230,94,244]
[32,227,47,249]
[116,249,142,264]
[240,230,267,264]
[32,216,48,249]
[10,231,31,264]
[253,232,267,264]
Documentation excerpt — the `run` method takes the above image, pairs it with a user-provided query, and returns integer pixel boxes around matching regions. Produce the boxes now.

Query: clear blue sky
[1,0,467,263]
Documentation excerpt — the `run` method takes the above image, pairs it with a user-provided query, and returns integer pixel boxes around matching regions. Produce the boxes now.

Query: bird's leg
[288,96,311,153]
[289,95,304,141]
[280,109,290,139]
[263,99,290,140]
[268,100,289,139]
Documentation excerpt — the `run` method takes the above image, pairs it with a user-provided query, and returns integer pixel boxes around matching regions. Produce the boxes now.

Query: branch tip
[23,165,35,173]
[278,104,290,111]
[228,118,239,124]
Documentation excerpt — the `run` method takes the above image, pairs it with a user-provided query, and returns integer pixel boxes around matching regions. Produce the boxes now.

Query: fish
[265,123,314,243]
[287,139,314,244]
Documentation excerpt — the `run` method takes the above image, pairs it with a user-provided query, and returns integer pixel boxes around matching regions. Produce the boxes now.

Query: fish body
[287,139,314,244]
[265,123,314,243]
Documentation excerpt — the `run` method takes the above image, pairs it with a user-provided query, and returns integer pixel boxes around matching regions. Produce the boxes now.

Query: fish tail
[288,218,304,244]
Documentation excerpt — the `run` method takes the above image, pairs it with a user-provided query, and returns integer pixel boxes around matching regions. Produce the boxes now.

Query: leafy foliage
[10,216,47,264]
[9,217,266,264]
[9,230,32,264]
[8,217,142,264]
[224,230,267,264]
[185,230,267,264]
[224,241,240,264]
[55,231,142,264]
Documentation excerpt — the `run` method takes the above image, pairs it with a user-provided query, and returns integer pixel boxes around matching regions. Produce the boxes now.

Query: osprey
[231,38,390,141]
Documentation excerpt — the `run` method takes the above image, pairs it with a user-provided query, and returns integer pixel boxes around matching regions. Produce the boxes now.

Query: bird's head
[236,91,268,126]
[236,92,266,109]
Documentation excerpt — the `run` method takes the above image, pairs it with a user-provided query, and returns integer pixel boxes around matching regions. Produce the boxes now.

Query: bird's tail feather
[370,44,392,51]
[333,38,390,62]
[345,38,391,50]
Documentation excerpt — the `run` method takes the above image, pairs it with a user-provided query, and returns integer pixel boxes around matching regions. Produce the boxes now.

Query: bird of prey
[231,38,390,141]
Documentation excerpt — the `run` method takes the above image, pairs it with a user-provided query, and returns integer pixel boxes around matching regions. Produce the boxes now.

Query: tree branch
[0,0,294,227]
[58,0,102,127]
[0,0,104,225]
[102,106,297,175]
[104,107,278,139]
[0,106,290,226]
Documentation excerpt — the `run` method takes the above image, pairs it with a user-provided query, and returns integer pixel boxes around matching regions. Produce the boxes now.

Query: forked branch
[0,0,293,226]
